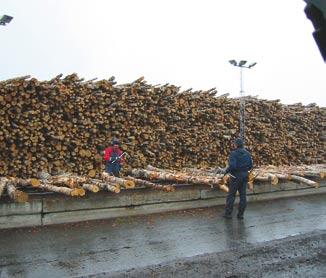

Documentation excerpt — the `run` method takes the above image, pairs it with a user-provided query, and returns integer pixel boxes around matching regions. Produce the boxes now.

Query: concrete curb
[0,181,325,229]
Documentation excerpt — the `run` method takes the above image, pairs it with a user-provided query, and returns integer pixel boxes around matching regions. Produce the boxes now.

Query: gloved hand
[220,168,227,175]
[216,167,227,175]
[109,157,117,163]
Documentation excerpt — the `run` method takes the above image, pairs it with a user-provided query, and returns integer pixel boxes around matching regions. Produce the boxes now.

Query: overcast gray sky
[1,0,325,106]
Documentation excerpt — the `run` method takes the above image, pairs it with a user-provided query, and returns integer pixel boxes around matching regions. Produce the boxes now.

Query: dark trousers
[225,172,248,216]
[105,161,121,177]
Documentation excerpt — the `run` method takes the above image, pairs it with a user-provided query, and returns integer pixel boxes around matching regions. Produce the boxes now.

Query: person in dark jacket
[104,139,125,177]
[223,138,253,219]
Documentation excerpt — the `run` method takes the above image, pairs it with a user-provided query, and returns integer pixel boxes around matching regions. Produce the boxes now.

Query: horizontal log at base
[10,177,41,188]
[0,178,8,199]
[39,183,85,197]
[101,172,135,189]
[103,183,121,194]
[248,182,254,191]
[90,179,121,193]
[259,165,325,179]
[48,175,89,189]
[290,175,319,188]
[249,174,279,186]
[131,169,228,192]
[321,172,325,179]
[127,176,175,192]
[82,184,100,193]
[6,182,29,203]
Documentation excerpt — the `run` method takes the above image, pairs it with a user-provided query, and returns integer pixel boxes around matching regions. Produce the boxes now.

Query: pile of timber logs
[0,74,325,178]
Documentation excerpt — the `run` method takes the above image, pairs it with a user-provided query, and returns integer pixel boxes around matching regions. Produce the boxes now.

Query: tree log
[290,175,319,188]
[131,169,228,192]
[0,177,8,199]
[101,172,135,189]
[10,177,40,187]
[82,183,100,193]
[6,182,29,203]
[39,183,85,196]
[127,176,175,192]
[90,179,121,193]
[47,175,89,188]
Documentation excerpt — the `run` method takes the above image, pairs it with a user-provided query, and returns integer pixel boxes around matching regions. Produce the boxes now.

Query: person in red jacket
[104,139,125,177]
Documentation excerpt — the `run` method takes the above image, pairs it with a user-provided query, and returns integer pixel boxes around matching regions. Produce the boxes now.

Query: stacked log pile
[0,74,325,178]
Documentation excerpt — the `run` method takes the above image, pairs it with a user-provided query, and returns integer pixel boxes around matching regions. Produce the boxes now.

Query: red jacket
[104,147,124,163]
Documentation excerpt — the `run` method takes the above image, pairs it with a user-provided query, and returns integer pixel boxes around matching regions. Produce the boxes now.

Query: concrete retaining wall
[1,181,325,229]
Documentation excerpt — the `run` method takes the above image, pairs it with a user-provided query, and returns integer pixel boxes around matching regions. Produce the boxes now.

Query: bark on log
[48,175,89,188]
[127,176,175,192]
[0,177,8,199]
[131,169,228,192]
[250,174,278,185]
[91,179,121,193]
[6,182,29,203]
[10,177,40,187]
[82,183,100,193]
[290,175,319,188]
[101,172,135,189]
[39,183,85,196]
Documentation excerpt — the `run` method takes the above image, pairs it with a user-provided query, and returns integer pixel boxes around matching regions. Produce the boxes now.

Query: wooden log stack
[0,74,325,178]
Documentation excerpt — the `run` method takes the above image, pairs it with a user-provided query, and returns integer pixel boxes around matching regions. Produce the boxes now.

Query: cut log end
[82,184,100,193]
[7,183,29,203]
[124,181,135,189]
[102,172,135,188]
[219,184,229,193]
[71,188,85,197]
[15,190,29,203]
[270,175,279,185]
[16,190,28,203]
[88,170,96,178]
[163,185,175,192]
[30,178,41,187]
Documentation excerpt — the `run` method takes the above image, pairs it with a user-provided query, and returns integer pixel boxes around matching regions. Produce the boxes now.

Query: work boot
[223,214,232,219]
[237,214,244,220]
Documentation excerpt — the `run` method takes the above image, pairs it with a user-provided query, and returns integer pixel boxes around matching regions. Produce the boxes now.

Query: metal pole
[229,60,256,143]
[239,66,245,140]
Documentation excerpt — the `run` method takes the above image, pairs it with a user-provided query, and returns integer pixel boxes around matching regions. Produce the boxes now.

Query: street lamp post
[229,60,257,141]
[0,15,13,26]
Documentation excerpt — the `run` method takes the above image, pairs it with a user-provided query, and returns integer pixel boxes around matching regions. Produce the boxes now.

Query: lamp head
[238,60,247,67]
[229,60,237,66]
[0,15,13,26]
[248,62,257,68]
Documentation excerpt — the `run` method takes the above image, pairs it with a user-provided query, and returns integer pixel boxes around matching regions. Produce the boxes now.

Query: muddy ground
[97,230,326,278]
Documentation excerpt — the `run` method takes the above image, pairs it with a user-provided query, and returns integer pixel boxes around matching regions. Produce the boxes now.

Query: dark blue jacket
[226,147,253,175]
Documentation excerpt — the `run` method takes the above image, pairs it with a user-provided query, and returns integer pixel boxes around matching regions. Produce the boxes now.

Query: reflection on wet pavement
[0,194,325,277]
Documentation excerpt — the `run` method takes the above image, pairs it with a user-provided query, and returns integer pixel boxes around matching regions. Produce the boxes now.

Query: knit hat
[112,139,120,145]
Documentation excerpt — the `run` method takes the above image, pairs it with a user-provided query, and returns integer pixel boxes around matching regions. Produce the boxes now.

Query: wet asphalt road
[0,194,326,277]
